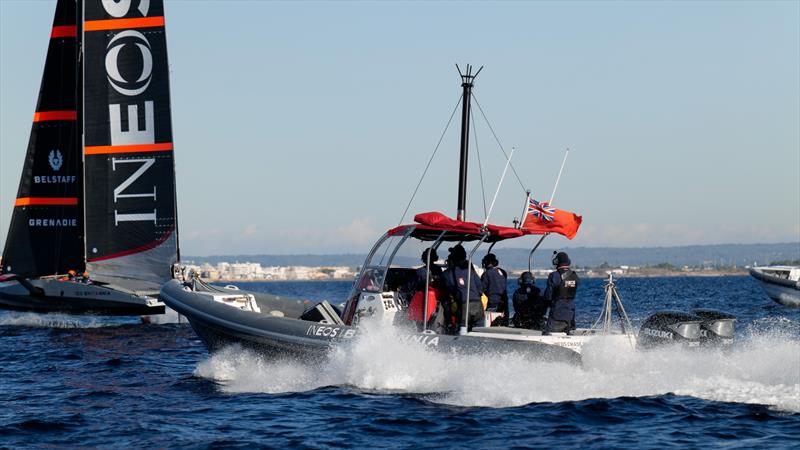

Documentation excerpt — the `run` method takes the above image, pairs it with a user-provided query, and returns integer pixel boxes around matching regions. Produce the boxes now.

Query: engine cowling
[637,311,702,349]
[693,308,736,348]
[637,310,736,350]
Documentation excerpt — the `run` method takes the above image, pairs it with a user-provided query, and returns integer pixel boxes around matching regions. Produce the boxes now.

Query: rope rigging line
[470,107,488,221]
[397,94,464,227]
[472,94,528,194]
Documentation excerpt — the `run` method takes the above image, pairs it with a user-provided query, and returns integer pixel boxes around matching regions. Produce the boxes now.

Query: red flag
[520,198,582,239]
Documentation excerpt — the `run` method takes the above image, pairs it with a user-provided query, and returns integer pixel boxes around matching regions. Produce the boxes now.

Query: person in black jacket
[543,251,579,333]
[481,253,508,313]
[414,247,442,291]
[442,244,485,332]
[511,271,547,330]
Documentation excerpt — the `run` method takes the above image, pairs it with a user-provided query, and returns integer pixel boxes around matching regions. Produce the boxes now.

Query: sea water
[0,276,798,448]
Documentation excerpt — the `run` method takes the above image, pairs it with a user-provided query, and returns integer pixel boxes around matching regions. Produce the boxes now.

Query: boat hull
[0,277,165,316]
[160,280,582,365]
[749,268,800,307]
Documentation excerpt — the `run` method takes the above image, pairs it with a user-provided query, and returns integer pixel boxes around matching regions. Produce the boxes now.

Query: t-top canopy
[387,212,542,242]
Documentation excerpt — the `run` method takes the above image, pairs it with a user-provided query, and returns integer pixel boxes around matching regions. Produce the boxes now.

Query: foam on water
[195,319,800,412]
[0,312,109,329]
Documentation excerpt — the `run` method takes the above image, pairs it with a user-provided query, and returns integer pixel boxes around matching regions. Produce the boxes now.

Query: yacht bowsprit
[0,0,179,315]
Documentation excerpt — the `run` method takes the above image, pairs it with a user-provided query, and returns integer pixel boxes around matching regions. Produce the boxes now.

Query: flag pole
[549,148,569,205]
[483,146,515,227]
[527,148,570,271]
[518,190,531,230]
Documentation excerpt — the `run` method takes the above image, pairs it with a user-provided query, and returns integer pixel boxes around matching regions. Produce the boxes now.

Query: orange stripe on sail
[51,25,77,38]
[15,197,78,206]
[84,143,173,155]
[84,16,165,32]
[33,111,77,122]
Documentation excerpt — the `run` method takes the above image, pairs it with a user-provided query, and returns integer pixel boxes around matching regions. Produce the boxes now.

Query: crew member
[543,251,579,333]
[481,253,508,313]
[442,244,485,332]
[414,248,442,291]
[512,272,547,329]
[406,247,445,332]
[59,270,77,281]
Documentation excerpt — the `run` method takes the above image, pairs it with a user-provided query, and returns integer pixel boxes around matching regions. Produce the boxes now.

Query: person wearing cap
[442,244,484,332]
[414,248,442,291]
[512,271,547,329]
[406,248,446,333]
[480,253,508,313]
[543,251,580,333]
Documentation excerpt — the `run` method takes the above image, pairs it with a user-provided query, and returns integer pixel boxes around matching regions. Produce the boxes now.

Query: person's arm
[544,272,560,304]
[481,272,490,293]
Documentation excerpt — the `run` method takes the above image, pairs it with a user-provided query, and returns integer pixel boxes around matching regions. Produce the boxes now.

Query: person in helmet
[544,251,580,333]
[480,253,508,313]
[442,244,484,332]
[511,271,546,329]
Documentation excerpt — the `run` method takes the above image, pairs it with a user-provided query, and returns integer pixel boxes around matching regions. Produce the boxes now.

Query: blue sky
[1,0,798,256]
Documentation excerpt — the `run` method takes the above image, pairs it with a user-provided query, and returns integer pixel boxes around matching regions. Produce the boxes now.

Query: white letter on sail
[115,210,157,225]
[112,158,157,203]
[102,0,150,17]
[109,102,154,145]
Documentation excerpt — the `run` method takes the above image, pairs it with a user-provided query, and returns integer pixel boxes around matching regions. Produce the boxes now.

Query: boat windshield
[354,232,409,293]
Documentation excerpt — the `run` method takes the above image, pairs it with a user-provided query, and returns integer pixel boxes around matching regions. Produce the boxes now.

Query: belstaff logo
[105,30,153,97]
[48,150,63,171]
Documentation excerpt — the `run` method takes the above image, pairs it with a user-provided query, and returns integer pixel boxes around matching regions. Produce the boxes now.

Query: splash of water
[0,312,109,329]
[194,319,800,412]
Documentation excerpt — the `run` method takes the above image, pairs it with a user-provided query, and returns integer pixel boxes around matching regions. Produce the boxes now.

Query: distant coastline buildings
[184,261,357,281]
[182,260,748,282]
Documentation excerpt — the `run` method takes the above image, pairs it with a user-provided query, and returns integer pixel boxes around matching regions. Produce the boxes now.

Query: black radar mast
[455,64,482,222]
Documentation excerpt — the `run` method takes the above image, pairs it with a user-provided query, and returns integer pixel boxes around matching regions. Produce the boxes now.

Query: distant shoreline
[205,268,748,283]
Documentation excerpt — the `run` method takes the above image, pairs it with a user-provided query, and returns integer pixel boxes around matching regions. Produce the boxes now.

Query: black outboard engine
[692,309,736,348]
[637,311,702,349]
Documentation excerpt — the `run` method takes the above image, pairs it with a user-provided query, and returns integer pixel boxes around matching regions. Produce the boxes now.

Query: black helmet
[421,248,438,263]
[552,251,571,267]
[481,253,498,268]
[519,271,535,286]
[448,244,466,262]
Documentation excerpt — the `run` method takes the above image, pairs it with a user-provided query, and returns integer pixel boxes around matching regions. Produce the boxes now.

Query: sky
[1,0,798,256]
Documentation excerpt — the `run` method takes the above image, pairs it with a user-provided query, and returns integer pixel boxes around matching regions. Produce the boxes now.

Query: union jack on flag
[527,198,555,222]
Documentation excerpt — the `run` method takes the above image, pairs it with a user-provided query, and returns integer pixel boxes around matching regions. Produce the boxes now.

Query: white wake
[0,312,111,329]
[194,319,800,412]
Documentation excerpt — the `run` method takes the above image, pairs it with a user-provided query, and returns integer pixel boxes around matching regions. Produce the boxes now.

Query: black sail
[82,0,179,284]
[1,0,82,277]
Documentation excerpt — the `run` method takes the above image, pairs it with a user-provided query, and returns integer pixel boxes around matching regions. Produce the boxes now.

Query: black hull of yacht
[0,277,165,316]
[0,294,165,316]
[160,280,581,365]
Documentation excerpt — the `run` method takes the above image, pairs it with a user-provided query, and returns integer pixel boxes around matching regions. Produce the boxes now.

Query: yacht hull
[0,277,165,315]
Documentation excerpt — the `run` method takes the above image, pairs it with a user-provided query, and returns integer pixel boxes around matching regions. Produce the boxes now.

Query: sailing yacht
[0,0,178,315]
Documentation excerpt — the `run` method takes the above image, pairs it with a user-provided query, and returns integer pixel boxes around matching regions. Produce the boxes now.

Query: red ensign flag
[520,198,582,239]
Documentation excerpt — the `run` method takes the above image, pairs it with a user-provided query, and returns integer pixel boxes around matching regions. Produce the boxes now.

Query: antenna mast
[455,64,482,221]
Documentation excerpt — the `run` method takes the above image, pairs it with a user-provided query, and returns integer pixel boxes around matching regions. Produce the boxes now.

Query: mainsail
[2,0,179,287]
[1,0,82,277]
[82,0,179,285]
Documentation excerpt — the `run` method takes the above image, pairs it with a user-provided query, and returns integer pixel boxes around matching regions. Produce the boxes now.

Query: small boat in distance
[0,0,179,315]
[749,266,800,307]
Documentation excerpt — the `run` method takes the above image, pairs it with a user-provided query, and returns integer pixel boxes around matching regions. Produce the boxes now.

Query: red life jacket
[407,288,438,322]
